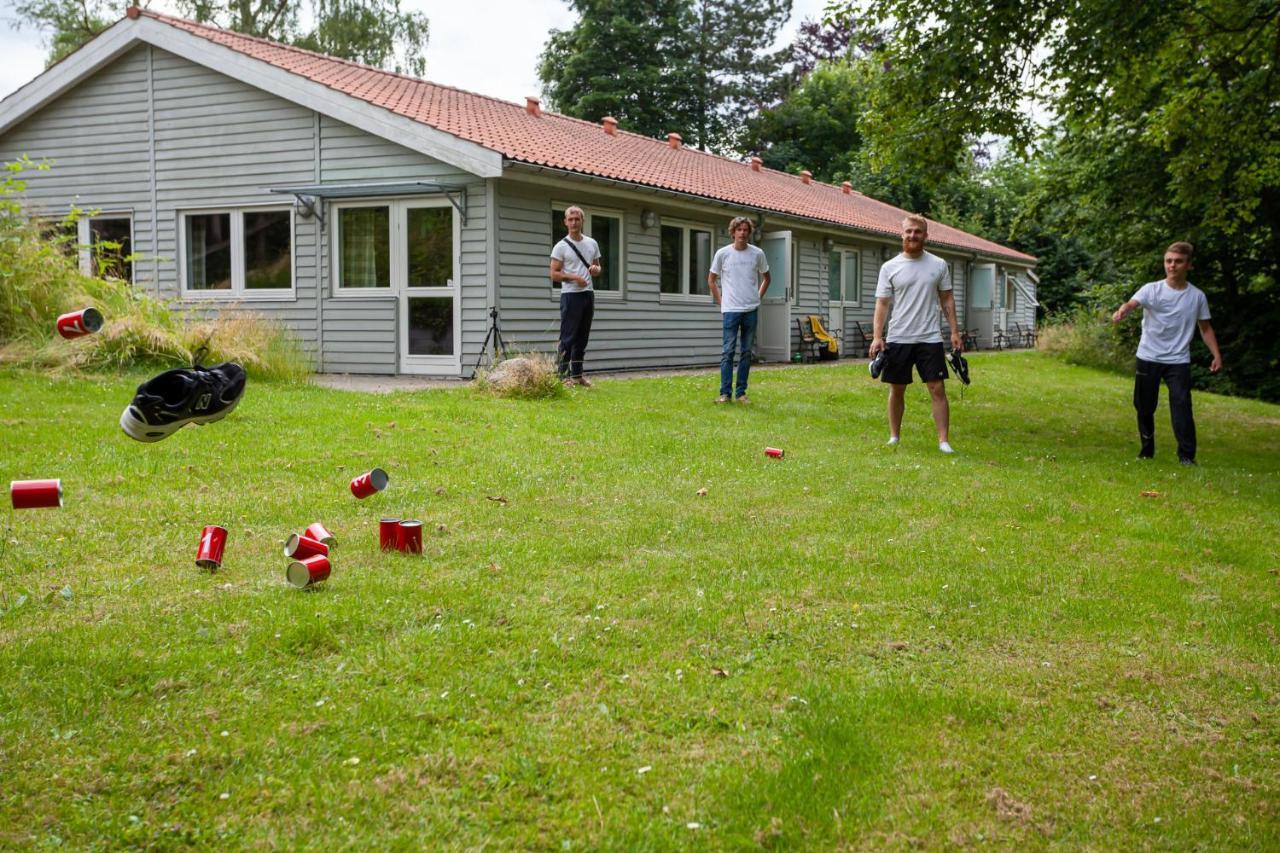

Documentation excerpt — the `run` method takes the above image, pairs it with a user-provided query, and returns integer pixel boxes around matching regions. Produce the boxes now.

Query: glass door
[399,200,459,374]
[759,231,792,362]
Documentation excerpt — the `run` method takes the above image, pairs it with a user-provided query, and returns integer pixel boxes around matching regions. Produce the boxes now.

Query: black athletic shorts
[881,341,947,385]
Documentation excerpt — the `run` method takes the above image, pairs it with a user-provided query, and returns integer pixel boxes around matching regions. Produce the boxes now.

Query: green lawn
[1,353,1277,848]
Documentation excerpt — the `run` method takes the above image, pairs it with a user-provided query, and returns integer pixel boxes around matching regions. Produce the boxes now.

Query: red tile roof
[140,10,1035,264]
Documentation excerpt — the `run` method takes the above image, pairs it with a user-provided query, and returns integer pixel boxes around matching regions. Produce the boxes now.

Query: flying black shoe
[869,349,887,379]
[948,349,970,385]
[120,362,246,442]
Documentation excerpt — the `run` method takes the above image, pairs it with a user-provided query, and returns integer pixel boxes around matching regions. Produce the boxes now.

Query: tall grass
[1036,306,1134,374]
[0,158,310,381]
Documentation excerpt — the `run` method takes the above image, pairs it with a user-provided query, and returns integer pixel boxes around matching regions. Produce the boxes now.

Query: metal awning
[268,181,469,227]
[1011,273,1039,306]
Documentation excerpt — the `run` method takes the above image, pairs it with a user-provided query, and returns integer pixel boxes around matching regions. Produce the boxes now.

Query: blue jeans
[720,309,758,397]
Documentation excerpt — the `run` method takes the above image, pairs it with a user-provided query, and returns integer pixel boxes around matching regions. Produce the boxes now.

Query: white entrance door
[759,231,792,362]
[968,263,995,349]
[399,200,460,375]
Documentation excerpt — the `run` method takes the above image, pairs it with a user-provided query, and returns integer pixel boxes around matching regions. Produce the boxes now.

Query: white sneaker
[886,436,900,446]
[938,441,955,454]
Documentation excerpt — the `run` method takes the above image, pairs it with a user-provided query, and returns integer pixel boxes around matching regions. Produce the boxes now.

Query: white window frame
[549,201,626,300]
[658,218,721,303]
[76,211,134,282]
[178,204,296,301]
[332,200,395,297]
[827,245,862,307]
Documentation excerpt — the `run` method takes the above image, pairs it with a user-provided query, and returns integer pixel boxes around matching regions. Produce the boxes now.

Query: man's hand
[869,337,885,357]
[588,262,602,278]
[950,331,964,353]
[1111,308,1125,324]
[1210,354,1223,373]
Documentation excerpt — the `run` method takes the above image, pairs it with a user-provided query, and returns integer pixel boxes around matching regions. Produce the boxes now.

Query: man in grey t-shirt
[1112,241,1222,464]
[549,206,603,386]
[708,215,770,403]
[869,214,964,452]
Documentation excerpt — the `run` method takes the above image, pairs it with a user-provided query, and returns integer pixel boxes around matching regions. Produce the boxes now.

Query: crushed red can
[55,307,104,339]
[379,518,401,552]
[764,447,785,459]
[10,479,63,509]
[349,468,389,499]
[397,520,423,555]
[304,522,336,548]
[283,533,329,560]
[287,555,331,589]
[195,525,228,570]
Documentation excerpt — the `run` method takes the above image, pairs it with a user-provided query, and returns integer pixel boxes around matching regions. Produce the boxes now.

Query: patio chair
[796,317,822,363]
[847,321,871,358]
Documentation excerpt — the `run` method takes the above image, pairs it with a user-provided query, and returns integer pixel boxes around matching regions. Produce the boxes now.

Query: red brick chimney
[750,156,763,172]
[602,116,617,136]
[667,132,682,149]
[801,170,812,184]
[525,97,541,117]
[842,181,852,194]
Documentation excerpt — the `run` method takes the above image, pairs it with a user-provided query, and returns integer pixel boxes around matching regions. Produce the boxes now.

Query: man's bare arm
[940,290,963,351]
[1198,319,1223,373]
[869,296,891,356]
[708,272,721,304]
[1112,299,1140,324]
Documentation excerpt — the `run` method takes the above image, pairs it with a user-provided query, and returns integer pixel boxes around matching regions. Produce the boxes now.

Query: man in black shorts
[868,214,964,453]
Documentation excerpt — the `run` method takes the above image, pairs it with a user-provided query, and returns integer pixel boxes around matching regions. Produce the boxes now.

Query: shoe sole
[119,395,242,443]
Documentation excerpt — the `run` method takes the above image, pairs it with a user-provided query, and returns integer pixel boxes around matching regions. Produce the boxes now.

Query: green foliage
[1036,306,1133,375]
[472,351,567,400]
[15,0,429,74]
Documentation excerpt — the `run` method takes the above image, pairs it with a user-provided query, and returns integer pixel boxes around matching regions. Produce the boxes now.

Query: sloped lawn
[1,352,1277,848]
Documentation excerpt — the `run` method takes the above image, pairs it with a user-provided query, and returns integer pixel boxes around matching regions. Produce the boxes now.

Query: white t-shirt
[550,235,601,293]
[875,251,952,343]
[710,243,769,313]
[1132,280,1210,363]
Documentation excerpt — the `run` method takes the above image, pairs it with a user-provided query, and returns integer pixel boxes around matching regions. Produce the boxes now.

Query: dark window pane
[660,225,682,293]
[844,252,859,302]
[185,213,231,291]
[90,217,132,282]
[339,207,390,288]
[828,251,841,301]
[38,218,79,257]
[407,296,454,355]
[551,208,568,247]
[594,214,620,291]
[407,207,452,288]
[689,229,711,296]
[244,210,291,290]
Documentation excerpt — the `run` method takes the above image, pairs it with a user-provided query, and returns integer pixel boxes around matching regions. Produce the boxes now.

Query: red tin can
[10,479,62,509]
[397,520,423,555]
[304,522,336,548]
[55,307,104,339]
[349,468,389,499]
[195,525,228,570]
[287,555,331,589]
[379,518,401,552]
[764,447,785,459]
[283,533,329,560]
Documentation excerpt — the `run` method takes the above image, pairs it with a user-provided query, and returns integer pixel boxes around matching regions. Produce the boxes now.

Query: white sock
[887,436,900,446]
[938,441,954,453]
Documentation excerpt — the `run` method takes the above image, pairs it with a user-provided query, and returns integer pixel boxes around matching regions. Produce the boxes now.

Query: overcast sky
[0,0,830,107]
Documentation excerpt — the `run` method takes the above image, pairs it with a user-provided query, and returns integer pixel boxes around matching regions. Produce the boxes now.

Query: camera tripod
[469,306,506,378]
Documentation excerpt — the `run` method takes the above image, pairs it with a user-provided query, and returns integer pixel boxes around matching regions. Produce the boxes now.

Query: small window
[828,248,860,304]
[180,208,293,297]
[407,206,452,287]
[338,206,390,289]
[660,221,717,296]
[88,216,133,282]
[550,204,623,293]
[36,217,79,257]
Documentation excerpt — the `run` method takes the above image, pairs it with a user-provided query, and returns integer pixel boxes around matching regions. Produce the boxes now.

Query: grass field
[1,352,1277,848]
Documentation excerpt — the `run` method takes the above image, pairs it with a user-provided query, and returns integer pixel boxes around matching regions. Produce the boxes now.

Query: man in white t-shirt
[1112,241,1222,465]
[708,216,771,403]
[549,206,603,386]
[869,214,964,452]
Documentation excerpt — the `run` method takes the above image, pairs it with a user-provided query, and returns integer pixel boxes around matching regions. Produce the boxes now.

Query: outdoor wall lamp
[822,237,835,253]
[640,209,658,229]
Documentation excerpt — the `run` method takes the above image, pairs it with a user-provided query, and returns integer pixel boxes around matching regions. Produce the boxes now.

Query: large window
[550,204,623,292]
[660,222,716,297]
[338,205,391,289]
[180,208,293,297]
[827,248,861,304]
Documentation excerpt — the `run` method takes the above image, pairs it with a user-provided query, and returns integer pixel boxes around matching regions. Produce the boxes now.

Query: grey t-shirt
[550,235,601,293]
[1132,280,1210,363]
[710,244,769,312]
[875,251,952,343]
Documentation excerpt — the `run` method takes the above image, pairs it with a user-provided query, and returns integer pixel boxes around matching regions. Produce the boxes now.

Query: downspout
[313,111,324,373]
[146,45,159,300]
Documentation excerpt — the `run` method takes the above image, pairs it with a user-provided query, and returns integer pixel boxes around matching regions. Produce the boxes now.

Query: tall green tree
[14,0,430,75]
[537,0,698,142]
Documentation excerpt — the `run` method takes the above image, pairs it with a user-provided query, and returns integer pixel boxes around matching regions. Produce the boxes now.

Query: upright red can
[287,555,331,589]
[304,522,336,548]
[379,518,401,552]
[10,479,63,509]
[195,525,228,570]
[764,447,785,459]
[283,533,329,560]
[349,468,389,499]
[55,307,104,339]
[397,520,423,555]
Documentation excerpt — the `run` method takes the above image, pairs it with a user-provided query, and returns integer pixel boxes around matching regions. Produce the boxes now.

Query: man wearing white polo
[708,216,770,403]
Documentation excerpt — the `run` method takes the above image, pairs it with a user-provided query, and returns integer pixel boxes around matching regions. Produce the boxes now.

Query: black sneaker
[120,362,247,442]
[948,349,970,385]
[869,349,887,379]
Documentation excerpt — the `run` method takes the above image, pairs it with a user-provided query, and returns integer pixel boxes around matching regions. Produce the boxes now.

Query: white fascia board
[0,18,140,136]
[1,17,504,179]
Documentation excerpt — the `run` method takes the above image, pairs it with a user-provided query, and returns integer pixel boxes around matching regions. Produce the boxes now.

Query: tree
[14,0,430,75]
[537,0,698,142]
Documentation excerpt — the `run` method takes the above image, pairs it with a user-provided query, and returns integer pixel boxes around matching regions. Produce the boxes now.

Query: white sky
[0,0,831,106]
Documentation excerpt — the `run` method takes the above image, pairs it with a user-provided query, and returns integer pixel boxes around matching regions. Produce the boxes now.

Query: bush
[1036,306,1133,374]
[0,158,311,382]
[473,352,566,399]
